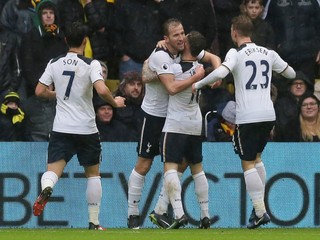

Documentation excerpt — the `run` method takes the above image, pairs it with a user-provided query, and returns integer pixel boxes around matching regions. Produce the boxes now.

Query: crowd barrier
[0,142,319,228]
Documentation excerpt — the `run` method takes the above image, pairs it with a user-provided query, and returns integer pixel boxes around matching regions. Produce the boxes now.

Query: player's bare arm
[160,65,205,95]
[201,51,221,70]
[142,59,158,83]
[35,82,56,100]
[94,80,126,108]
[201,51,222,88]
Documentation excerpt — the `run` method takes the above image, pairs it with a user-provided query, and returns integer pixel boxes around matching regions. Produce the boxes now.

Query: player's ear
[164,35,169,43]
[82,37,87,47]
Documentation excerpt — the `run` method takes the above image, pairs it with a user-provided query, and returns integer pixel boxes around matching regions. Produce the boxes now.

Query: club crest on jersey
[161,63,169,71]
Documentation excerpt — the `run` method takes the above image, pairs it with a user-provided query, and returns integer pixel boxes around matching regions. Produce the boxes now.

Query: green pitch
[1,228,320,240]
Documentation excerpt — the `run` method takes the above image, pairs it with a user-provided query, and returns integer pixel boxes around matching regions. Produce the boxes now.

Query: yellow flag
[84,37,93,58]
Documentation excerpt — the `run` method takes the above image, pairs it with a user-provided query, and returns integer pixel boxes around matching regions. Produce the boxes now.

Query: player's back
[40,52,101,134]
[223,43,288,124]
[163,61,202,135]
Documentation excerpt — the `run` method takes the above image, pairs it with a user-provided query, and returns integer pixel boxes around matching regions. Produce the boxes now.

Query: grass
[0,228,320,240]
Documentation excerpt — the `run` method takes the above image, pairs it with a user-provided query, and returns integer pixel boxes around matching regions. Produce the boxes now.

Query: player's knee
[135,159,152,175]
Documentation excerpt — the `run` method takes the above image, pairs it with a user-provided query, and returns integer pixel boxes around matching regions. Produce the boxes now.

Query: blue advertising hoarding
[0,142,319,228]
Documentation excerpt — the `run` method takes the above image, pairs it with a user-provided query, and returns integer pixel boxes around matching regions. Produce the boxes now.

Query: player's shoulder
[50,53,67,64]
[151,47,175,60]
[225,48,238,59]
[77,55,95,65]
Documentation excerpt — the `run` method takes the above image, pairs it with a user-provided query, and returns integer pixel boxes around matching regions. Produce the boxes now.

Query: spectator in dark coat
[0,91,26,141]
[57,0,114,68]
[240,0,275,50]
[113,71,144,142]
[0,26,21,98]
[0,0,35,36]
[213,0,242,59]
[94,97,135,142]
[110,0,163,79]
[273,71,314,141]
[264,0,320,87]
[20,0,68,141]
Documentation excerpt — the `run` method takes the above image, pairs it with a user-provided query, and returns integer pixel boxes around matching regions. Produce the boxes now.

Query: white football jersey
[223,43,288,124]
[142,48,181,117]
[39,52,103,134]
[162,61,202,135]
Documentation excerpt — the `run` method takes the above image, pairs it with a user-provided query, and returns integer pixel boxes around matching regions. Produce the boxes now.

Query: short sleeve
[148,50,174,75]
[196,50,205,60]
[270,50,288,73]
[90,60,103,84]
[221,48,238,71]
[39,60,54,86]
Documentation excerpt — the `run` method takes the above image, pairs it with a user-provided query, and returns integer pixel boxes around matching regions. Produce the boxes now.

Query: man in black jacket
[264,0,320,87]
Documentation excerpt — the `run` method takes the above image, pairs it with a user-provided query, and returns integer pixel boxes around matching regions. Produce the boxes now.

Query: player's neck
[237,37,252,47]
[167,45,179,56]
[68,47,83,55]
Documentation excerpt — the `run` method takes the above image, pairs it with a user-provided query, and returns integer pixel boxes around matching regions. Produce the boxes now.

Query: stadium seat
[105,79,120,92]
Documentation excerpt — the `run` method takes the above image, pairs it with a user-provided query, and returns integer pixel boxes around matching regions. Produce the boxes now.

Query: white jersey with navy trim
[162,61,202,135]
[142,48,181,117]
[39,52,103,134]
[223,43,288,124]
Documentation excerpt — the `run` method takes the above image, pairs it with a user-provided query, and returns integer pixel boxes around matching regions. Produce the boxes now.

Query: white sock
[87,176,102,225]
[154,172,183,215]
[41,171,58,190]
[244,168,266,218]
[255,162,266,197]
[154,179,170,215]
[193,171,209,219]
[164,169,184,219]
[255,162,266,185]
[128,169,145,217]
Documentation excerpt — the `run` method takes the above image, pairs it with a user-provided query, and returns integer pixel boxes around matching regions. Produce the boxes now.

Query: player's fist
[114,96,126,108]
[194,64,205,81]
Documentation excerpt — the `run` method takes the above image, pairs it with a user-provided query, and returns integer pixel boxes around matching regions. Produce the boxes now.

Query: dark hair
[240,0,264,15]
[162,18,182,36]
[38,0,56,13]
[65,22,88,48]
[298,93,320,111]
[231,15,253,37]
[114,71,144,103]
[186,31,206,57]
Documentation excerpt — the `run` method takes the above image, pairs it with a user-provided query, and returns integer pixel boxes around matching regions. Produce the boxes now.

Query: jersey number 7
[63,71,75,100]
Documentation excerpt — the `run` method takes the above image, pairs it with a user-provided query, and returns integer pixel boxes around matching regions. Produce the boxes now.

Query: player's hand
[210,79,222,89]
[192,83,197,93]
[156,40,167,50]
[194,64,205,81]
[114,96,126,108]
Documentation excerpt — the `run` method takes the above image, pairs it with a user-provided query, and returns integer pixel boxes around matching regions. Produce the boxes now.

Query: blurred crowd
[0,0,319,142]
